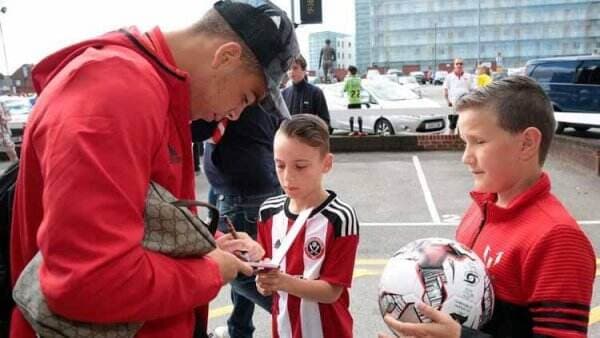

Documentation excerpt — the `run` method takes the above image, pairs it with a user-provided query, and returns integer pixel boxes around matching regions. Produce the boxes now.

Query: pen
[224,216,251,262]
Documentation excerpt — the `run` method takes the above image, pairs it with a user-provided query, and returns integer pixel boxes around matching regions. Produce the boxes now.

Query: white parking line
[412,155,441,223]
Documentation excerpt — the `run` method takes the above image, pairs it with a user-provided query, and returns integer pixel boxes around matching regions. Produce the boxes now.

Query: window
[530,61,578,83]
[576,61,600,85]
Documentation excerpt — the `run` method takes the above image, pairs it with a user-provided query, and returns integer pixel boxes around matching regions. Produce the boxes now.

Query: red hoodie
[10,27,222,337]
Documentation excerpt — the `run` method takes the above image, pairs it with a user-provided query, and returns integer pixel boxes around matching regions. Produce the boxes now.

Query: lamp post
[476,0,481,66]
[433,22,437,71]
[0,6,8,76]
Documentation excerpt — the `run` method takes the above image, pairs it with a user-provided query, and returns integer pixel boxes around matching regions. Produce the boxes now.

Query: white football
[378,237,494,331]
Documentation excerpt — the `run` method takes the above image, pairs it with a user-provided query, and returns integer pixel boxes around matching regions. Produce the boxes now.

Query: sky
[0,0,355,75]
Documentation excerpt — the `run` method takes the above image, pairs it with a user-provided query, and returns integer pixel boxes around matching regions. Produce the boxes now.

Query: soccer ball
[378,238,494,331]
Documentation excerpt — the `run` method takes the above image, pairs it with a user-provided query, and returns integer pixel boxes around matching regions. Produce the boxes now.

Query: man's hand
[206,248,253,284]
[216,232,265,262]
[378,303,460,338]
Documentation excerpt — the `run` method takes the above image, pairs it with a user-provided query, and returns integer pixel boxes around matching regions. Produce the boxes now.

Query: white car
[2,96,33,144]
[319,79,446,135]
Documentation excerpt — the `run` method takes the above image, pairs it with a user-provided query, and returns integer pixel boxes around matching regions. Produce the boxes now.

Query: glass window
[530,61,578,83]
[576,61,600,85]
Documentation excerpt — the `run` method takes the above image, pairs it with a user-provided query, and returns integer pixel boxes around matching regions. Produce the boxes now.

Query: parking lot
[198,150,600,337]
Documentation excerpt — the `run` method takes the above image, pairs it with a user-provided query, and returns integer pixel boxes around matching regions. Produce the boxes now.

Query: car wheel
[374,118,395,136]
[574,126,589,132]
[555,122,565,134]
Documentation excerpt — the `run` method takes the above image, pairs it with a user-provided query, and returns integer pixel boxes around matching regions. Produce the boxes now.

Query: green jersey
[344,75,362,105]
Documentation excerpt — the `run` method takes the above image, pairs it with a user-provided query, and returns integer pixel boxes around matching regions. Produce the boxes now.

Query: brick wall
[330,134,464,152]
[416,134,465,150]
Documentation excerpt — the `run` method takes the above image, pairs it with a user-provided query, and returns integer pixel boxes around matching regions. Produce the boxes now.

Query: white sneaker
[212,326,230,338]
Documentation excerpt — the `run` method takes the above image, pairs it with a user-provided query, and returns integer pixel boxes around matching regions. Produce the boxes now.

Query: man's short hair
[348,66,357,75]
[278,114,330,155]
[192,8,262,76]
[456,75,555,165]
[293,55,307,71]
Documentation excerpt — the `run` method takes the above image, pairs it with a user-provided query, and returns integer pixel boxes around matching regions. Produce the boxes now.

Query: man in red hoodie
[9,1,298,337]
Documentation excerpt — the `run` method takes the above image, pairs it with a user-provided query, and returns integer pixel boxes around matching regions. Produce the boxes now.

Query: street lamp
[0,6,8,76]
[476,0,481,66]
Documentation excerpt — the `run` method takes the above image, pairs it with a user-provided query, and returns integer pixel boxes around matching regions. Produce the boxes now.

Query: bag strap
[270,208,312,266]
[171,200,219,235]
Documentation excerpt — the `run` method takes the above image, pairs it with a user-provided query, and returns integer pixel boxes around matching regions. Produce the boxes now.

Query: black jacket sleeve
[190,120,218,143]
[314,88,331,128]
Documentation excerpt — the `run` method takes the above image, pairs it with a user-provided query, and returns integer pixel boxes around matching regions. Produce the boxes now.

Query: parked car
[409,71,425,84]
[319,79,446,135]
[433,71,448,85]
[526,55,600,133]
[396,75,423,97]
[2,96,33,144]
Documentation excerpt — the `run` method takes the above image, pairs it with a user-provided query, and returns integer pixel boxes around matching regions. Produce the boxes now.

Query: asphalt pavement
[200,151,600,337]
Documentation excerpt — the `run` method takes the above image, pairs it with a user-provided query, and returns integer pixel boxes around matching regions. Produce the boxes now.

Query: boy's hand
[256,279,272,296]
[216,232,265,262]
[255,269,290,293]
[380,303,460,338]
[207,248,253,284]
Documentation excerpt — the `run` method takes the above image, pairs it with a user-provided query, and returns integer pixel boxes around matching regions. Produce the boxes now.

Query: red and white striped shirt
[257,192,359,338]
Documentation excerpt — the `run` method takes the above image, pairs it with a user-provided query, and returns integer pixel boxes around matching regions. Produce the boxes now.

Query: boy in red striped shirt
[256,114,359,338]
[381,76,596,338]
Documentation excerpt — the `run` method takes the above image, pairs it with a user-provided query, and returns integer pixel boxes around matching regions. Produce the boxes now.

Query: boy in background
[380,76,595,338]
[256,114,359,338]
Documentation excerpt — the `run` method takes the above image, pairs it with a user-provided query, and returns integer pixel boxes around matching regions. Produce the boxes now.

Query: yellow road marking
[590,307,600,325]
[209,305,233,319]
[353,268,383,278]
[355,258,388,265]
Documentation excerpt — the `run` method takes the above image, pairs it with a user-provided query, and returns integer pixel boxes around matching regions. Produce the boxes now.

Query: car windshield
[398,76,417,84]
[363,80,419,101]
[3,98,32,115]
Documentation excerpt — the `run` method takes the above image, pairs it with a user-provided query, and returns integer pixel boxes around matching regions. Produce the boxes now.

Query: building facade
[308,31,350,73]
[355,0,600,72]
[336,35,356,69]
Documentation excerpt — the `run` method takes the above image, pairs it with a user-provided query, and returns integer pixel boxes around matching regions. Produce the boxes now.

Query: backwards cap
[214,0,299,118]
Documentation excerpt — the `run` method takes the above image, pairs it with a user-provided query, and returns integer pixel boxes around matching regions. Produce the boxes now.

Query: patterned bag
[12,181,218,337]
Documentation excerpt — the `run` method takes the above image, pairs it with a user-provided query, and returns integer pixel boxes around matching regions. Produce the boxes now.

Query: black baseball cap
[214,0,299,118]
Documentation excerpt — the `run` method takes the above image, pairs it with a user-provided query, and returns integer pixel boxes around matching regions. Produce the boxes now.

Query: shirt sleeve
[319,234,358,288]
[522,224,596,337]
[36,56,222,323]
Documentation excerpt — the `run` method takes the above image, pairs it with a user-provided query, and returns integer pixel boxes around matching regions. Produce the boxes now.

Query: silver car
[320,79,446,135]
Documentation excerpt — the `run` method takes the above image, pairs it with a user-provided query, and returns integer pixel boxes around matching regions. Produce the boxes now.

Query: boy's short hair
[456,75,555,165]
[348,66,358,75]
[279,114,330,155]
[293,55,307,71]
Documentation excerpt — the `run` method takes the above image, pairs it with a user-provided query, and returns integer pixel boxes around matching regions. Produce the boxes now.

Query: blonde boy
[381,76,595,338]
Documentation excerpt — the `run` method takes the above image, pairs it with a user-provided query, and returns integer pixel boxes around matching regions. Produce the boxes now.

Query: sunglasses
[455,63,464,65]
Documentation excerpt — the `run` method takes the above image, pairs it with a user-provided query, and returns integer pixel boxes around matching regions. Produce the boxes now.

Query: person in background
[476,65,492,88]
[281,55,331,130]
[344,65,362,109]
[443,58,475,135]
[9,1,299,337]
[0,103,18,162]
[191,102,284,338]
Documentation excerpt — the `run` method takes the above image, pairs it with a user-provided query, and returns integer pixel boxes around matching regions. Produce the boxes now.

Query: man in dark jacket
[191,103,283,338]
[281,55,331,130]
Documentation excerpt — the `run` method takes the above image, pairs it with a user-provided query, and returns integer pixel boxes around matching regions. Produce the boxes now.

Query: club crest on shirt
[304,237,325,259]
